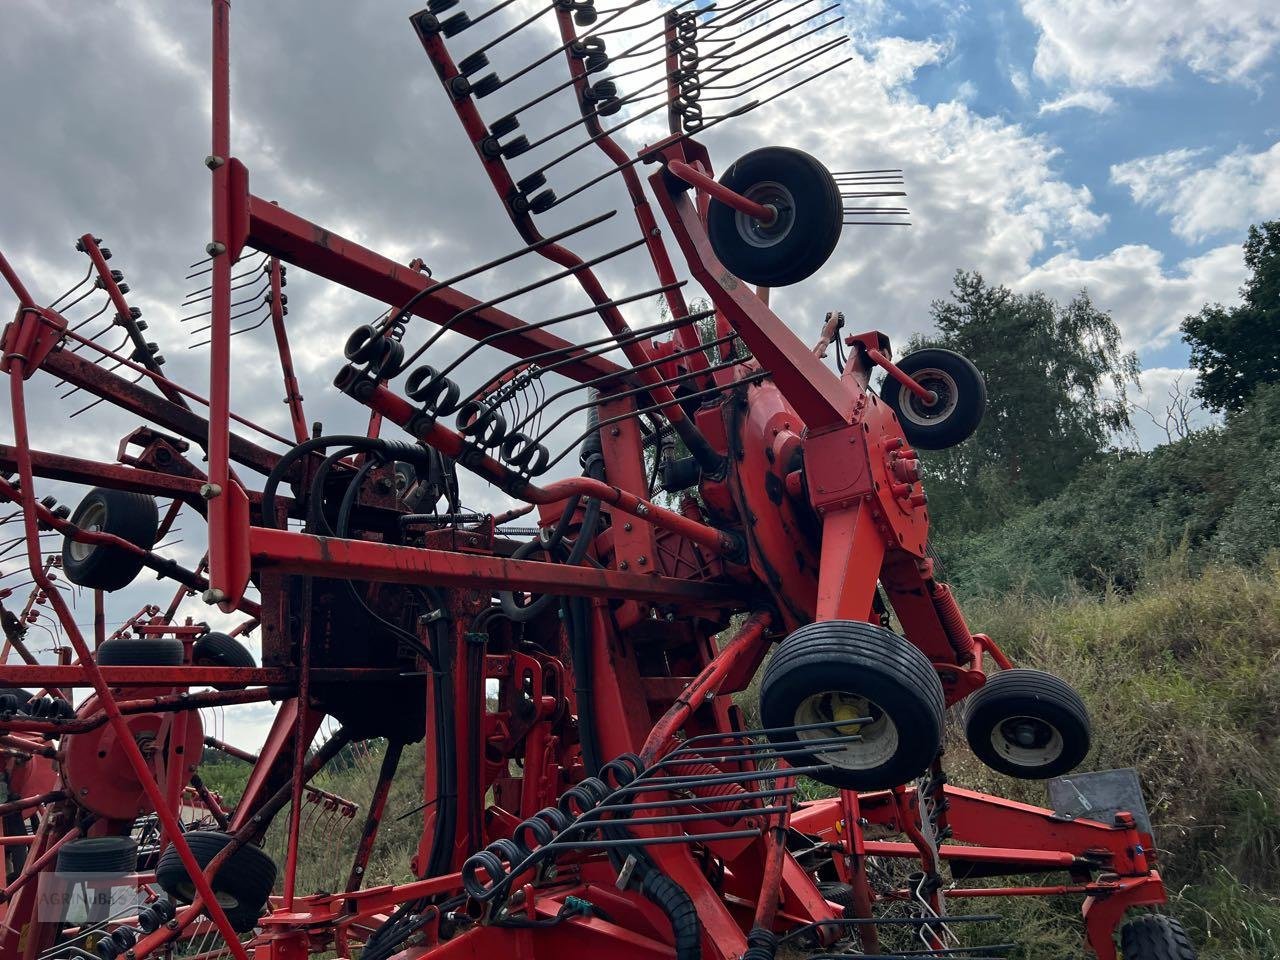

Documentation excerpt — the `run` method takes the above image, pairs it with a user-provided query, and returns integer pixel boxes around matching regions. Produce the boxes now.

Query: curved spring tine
[401,235,648,372]
[46,264,95,310]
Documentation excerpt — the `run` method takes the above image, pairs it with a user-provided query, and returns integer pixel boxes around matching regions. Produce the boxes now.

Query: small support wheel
[1120,914,1197,959]
[155,831,277,933]
[194,632,256,689]
[706,146,843,287]
[61,488,159,591]
[95,636,185,667]
[759,620,945,791]
[56,836,138,874]
[880,348,986,450]
[962,668,1090,779]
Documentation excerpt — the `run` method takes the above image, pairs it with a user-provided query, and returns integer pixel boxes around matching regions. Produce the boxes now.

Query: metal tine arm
[702,0,785,31]
[461,309,703,406]
[183,257,268,301]
[546,99,758,208]
[438,280,686,389]
[495,14,690,127]
[468,0,555,56]
[375,210,616,334]
[561,804,789,835]
[506,323,730,434]
[701,34,847,98]
[66,300,111,334]
[401,233,648,371]
[528,355,741,447]
[701,54,851,122]
[540,369,767,470]
[478,0,654,97]
[181,269,267,314]
[53,285,100,315]
[674,716,874,749]
[646,735,866,770]
[46,264,95,310]
[702,0,818,47]
[702,8,844,82]
[516,69,671,156]
[523,100,668,179]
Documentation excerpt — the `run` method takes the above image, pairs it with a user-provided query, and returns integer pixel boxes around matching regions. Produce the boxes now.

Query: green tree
[918,271,1139,536]
[1182,220,1280,411]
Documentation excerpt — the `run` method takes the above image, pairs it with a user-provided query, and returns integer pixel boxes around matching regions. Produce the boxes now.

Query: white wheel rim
[68,502,106,563]
[734,181,796,249]
[898,368,959,427]
[990,715,1064,768]
[794,691,899,771]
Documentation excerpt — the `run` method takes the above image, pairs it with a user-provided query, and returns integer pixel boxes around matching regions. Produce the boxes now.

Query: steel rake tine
[702,8,844,80]
[183,256,268,300]
[450,281,689,400]
[375,209,617,333]
[462,305,698,406]
[701,34,847,97]
[546,96,756,206]
[463,0,651,98]
[703,0,816,44]
[506,320,730,434]
[403,234,649,371]
[468,1,556,57]
[46,264,95,310]
[702,54,850,121]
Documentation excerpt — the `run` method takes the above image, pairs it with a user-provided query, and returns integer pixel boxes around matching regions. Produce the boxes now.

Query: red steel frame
[0,4,1171,960]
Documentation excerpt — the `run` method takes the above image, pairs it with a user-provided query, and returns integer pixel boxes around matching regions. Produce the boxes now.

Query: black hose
[260,434,434,528]
[641,868,702,960]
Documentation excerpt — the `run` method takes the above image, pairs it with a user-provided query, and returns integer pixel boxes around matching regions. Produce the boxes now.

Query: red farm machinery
[0,3,1195,960]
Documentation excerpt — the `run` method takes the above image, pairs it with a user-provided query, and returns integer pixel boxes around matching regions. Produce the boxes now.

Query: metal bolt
[199,482,222,500]
[202,588,226,605]
[623,522,632,532]
[636,503,650,516]
[619,561,629,571]
[204,155,225,169]
[637,555,647,565]
[610,427,620,437]
[205,241,227,256]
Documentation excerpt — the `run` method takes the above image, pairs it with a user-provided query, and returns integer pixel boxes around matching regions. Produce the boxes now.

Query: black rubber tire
[962,668,1091,779]
[95,636,185,667]
[880,348,986,450]
[1120,914,1197,959]
[759,621,945,791]
[56,836,139,874]
[816,881,858,916]
[706,146,842,287]
[193,632,255,668]
[193,632,255,690]
[61,488,158,591]
[155,831,277,933]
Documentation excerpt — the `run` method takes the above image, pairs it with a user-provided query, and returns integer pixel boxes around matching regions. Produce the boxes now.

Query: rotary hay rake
[0,2,1196,959]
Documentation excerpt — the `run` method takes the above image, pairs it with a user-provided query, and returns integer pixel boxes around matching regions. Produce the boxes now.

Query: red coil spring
[930,582,976,662]
[677,755,750,816]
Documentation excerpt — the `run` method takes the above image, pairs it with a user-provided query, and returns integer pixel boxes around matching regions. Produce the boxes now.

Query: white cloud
[1037,89,1115,115]
[1022,0,1280,90]
[1111,142,1280,241]
[1014,243,1245,349]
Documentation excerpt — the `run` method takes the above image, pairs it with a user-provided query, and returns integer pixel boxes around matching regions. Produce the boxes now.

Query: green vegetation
[945,563,1280,959]
[1182,221,1280,412]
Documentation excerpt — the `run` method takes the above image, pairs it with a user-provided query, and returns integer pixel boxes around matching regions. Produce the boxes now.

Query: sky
[1,0,1278,747]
